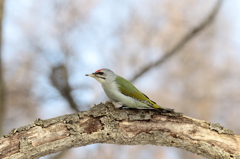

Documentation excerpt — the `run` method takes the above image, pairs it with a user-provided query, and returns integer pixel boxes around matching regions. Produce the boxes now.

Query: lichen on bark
[0,102,240,159]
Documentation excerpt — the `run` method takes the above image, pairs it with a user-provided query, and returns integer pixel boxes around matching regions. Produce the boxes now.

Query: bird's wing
[115,76,157,108]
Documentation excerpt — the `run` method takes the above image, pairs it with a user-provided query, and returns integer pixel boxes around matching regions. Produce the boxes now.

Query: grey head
[86,68,117,84]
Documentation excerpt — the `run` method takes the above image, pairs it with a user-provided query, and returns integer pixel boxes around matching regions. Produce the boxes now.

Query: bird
[86,68,181,114]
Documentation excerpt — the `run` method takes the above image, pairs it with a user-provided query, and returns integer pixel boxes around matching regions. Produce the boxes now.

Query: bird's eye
[96,72,104,75]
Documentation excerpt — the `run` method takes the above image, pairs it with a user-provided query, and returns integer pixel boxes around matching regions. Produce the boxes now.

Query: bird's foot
[111,101,123,108]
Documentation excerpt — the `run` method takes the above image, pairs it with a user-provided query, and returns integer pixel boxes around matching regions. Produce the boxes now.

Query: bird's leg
[111,101,123,108]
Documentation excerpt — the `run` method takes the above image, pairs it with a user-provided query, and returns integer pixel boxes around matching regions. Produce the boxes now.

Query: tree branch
[50,64,79,112]
[130,0,223,82]
[0,102,239,159]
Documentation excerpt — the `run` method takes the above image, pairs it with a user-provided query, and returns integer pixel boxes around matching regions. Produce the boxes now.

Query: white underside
[101,81,151,109]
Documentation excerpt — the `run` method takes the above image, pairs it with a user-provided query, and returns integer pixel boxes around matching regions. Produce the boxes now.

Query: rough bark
[0,102,239,159]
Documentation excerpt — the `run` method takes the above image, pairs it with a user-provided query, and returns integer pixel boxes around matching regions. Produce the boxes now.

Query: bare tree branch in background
[130,0,223,82]
[50,64,79,112]
[0,102,239,159]
[0,0,5,137]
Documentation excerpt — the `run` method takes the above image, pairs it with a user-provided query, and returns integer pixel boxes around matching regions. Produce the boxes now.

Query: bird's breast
[101,82,121,101]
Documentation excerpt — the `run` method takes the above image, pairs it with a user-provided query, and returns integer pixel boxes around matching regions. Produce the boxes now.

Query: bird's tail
[156,107,183,116]
[154,104,183,116]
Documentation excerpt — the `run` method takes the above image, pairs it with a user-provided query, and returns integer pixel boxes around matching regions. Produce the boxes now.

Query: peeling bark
[0,102,239,159]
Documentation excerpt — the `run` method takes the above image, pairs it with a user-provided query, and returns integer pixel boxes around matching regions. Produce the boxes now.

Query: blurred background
[0,0,240,158]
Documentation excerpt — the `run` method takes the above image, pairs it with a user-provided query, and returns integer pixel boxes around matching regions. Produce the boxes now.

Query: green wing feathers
[115,76,163,109]
[115,76,182,116]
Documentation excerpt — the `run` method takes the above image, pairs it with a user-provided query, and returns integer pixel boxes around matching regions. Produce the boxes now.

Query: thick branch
[130,0,223,82]
[0,102,239,159]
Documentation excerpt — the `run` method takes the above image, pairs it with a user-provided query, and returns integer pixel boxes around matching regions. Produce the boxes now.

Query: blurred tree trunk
[0,0,5,137]
[0,103,239,159]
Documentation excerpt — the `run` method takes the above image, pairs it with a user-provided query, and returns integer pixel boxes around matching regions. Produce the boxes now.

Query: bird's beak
[85,73,95,77]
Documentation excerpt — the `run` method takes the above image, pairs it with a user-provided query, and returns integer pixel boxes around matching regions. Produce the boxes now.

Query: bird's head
[86,68,117,84]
